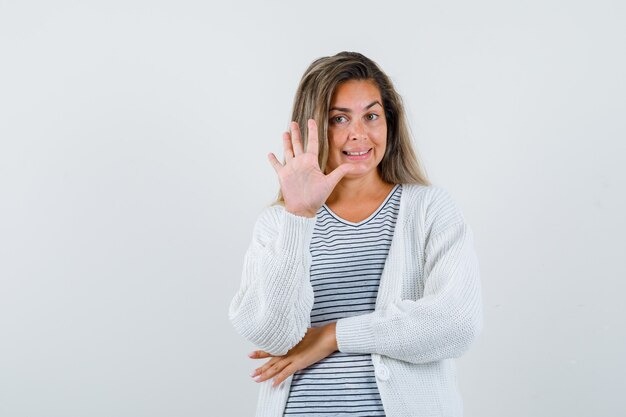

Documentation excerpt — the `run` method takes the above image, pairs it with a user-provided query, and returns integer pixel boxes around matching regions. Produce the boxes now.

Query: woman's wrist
[288,210,317,218]
[285,206,317,218]
[325,322,338,352]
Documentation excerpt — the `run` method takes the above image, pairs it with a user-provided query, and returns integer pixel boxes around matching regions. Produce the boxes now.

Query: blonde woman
[228,51,483,417]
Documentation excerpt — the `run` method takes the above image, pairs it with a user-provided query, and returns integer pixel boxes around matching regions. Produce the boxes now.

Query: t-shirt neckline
[322,184,401,227]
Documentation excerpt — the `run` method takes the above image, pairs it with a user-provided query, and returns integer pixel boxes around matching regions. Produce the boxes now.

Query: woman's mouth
[342,148,372,160]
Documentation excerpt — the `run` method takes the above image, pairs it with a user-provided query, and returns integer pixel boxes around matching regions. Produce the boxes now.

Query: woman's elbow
[419,307,483,363]
[451,306,483,358]
[229,309,309,356]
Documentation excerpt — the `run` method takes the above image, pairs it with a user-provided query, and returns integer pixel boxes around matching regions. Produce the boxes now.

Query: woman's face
[325,79,387,181]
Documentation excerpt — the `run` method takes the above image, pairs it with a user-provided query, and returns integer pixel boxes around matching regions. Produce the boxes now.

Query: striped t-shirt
[283,184,402,417]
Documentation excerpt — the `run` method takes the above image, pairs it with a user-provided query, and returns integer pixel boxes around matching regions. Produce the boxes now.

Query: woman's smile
[342,148,373,160]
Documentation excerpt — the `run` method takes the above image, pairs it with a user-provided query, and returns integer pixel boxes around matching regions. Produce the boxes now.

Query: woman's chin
[342,164,379,179]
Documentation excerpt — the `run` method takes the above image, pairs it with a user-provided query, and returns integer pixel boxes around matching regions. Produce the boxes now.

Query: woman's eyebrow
[330,100,383,113]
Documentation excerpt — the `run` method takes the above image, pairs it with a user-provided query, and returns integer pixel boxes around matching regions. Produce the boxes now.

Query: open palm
[268,119,353,217]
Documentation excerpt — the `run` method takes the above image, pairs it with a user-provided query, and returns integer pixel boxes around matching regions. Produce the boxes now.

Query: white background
[1,1,624,416]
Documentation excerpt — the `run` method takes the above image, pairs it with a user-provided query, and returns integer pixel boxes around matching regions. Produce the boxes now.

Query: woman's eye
[332,115,347,124]
[366,113,379,121]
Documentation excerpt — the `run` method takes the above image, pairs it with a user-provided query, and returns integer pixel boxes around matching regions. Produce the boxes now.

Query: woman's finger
[290,121,304,156]
[254,356,281,375]
[267,153,283,174]
[282,131,294,163]
[306,119,319,155]
[271,363,296,387]
[253,357,289,382]
[248,350,272,359]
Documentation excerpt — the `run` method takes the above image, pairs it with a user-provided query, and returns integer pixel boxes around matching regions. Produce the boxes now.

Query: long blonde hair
[275,51,430,204]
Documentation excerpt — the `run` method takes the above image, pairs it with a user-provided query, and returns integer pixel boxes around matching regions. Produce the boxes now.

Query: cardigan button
[376,364,390,381]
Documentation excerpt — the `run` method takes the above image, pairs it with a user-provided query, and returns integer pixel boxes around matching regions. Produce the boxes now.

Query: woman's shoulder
[245,203,284,240]
[400,183,467,233]
[252,202,318,236]
[400,183,458,207]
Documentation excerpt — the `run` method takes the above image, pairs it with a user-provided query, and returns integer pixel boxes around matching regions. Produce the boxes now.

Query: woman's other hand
[248,322,338,387]
[268,119,353,218]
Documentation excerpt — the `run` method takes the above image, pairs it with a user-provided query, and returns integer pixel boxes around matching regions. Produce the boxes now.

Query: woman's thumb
[326,163,354,188]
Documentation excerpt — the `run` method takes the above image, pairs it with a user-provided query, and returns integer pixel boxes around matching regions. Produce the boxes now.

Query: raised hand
[268,119,353,217]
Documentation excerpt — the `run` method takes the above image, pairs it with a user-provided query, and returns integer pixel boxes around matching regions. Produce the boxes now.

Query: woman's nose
[349,120,367,140]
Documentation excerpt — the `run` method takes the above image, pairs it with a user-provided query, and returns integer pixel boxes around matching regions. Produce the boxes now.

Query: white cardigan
[228,184,484,417]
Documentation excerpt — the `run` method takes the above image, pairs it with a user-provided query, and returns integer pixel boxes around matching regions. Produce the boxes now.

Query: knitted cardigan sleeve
[335,187,483,364]
[228,205,317,356]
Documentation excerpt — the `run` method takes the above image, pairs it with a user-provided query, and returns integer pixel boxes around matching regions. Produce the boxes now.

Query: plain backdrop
[1,1,625,416]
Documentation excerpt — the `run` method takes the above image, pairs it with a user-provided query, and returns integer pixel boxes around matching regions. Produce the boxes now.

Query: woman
[228,51,483,417]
